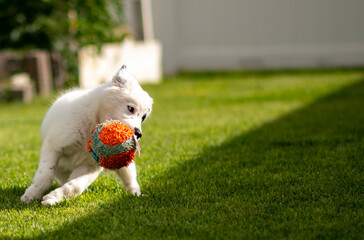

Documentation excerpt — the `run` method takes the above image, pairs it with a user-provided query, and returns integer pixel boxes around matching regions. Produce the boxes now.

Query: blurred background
[0,0,363,102]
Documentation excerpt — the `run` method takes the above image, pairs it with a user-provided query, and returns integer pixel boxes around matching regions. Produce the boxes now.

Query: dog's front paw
[42,190,62,206]
[125,184,141,196]
[21,186,42,203]
[41,197,58,206]
[21,193,33,204]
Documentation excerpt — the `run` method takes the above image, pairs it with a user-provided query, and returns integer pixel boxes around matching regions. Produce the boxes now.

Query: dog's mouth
[133,135,141,156]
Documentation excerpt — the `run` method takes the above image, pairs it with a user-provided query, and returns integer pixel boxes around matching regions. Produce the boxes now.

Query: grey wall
[152,0,364,75]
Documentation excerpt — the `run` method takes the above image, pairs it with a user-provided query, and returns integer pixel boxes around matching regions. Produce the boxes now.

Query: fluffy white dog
[21,65,153,206]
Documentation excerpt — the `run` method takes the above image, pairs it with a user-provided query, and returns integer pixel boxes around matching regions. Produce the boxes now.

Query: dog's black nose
[134,128,142,139]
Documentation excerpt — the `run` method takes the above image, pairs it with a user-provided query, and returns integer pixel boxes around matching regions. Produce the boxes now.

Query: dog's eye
[141,114,147,122]
[127,106,134,113]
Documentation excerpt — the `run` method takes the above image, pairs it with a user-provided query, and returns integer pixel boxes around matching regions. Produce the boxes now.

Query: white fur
[21,66,153,206]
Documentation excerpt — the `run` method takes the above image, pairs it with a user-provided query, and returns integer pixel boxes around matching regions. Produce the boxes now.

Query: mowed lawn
[0,69,363,239]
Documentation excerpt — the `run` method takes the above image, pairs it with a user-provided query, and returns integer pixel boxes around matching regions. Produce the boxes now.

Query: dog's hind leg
[115,162,141,196]
[41,164,102,206]
[21,141,58,203]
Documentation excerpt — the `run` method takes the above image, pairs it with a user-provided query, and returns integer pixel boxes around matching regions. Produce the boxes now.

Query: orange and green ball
[87,120,136,169]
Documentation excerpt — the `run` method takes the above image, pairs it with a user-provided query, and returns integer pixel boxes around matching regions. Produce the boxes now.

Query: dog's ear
[112,65,140,89]
[112,65,128,87]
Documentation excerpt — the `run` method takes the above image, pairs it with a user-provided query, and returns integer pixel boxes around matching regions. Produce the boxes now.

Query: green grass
[1,69,363,239]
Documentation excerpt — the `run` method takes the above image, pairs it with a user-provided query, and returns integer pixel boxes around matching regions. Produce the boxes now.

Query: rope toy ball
[87,120,140,169]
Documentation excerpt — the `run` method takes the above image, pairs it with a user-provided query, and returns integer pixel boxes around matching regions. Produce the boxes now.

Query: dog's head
[102,65,153,140]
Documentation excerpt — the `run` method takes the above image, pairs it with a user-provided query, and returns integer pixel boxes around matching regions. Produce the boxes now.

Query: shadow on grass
[0,186,28,210]
[7,79,364,239]
[0,185,62,211]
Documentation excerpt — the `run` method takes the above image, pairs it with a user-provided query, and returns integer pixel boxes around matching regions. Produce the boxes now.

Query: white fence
[79,39,162,88]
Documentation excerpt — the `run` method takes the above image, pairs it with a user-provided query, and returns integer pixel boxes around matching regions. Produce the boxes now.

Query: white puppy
[21,65,153,206]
